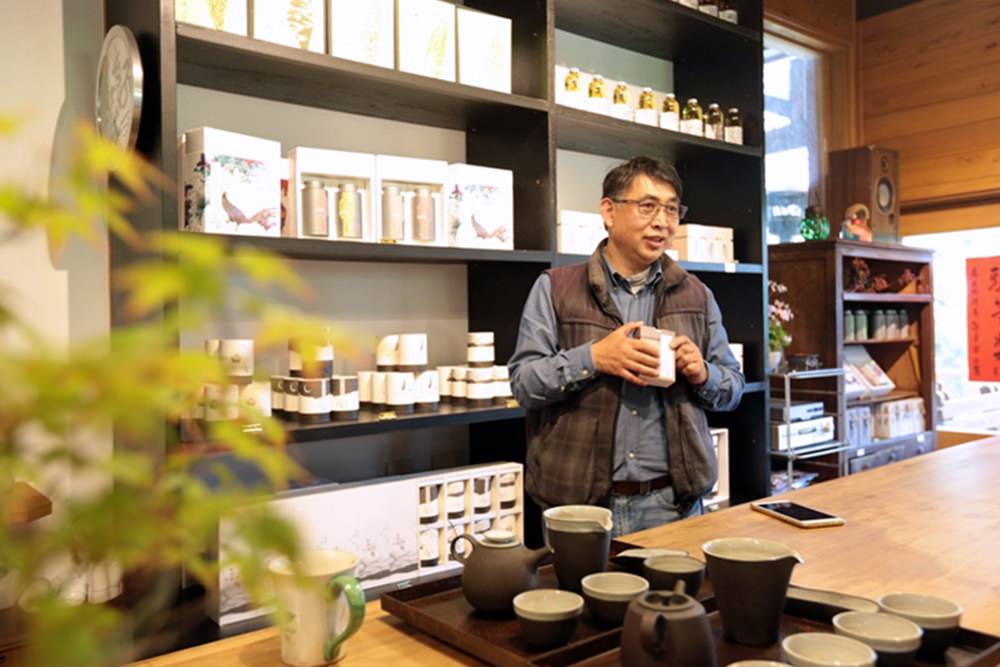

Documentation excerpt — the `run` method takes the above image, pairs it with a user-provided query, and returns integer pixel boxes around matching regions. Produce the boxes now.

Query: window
[903,229,1000,432]
[764,37,823,244]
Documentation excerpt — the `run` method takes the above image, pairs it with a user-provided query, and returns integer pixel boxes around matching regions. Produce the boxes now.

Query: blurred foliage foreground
[0,122,343,666]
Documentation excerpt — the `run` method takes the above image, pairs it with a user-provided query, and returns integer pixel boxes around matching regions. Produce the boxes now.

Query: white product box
[638,326,676,388]
[728,343,744,374]
[251,0,325,52]
[181,128,281,237]
[706,427,729,506]
[376,155,450,246]
[456,7,511,94]
[557,210,606,256]
[329,0,394,68]
[287,147,377,242]
[396,0,456,82]
[447,163,514,250]
[175,0,248,34]
[844,347,896,398]
[673,223,734,263]
[771,416,836,451]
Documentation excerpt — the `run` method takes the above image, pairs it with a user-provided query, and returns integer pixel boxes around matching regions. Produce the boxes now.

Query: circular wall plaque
[95,25,143,152]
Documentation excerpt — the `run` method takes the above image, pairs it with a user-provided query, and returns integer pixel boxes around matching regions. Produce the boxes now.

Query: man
[509,156,744,537]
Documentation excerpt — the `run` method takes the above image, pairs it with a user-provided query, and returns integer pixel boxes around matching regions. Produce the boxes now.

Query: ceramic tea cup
[543,505,613,593]
[726,662,792,667]
[878,592,962,661]
[581,572,649,626]
[781,632,876,667]
[703,537,803,646]
[269,549,366,667]
[513,589,583,649]
[643,555,705,597]
[832,611,922,667]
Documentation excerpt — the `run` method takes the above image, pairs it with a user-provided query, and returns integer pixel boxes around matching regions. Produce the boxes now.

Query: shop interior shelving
[769,240,936,482]
[107,0,767,534]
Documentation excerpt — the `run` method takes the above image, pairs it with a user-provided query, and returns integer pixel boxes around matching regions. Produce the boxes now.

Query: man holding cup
[510,156,744,536]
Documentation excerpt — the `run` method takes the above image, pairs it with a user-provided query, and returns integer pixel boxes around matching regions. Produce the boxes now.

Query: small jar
[298,378,330,425]
[413,187,435,242]
[897,309,910,338]
[337,183,362,239]
[270,376,285,419]
[719,0,738,23]
[885,309,900,339]
[872,309,887,340]
[451,367,467,405]
[705,103,724,140]
[611,81,632,121]
[635,87,658,126]
[660,93,680,132]
[724,107,743,145]
[844,310,856,342]
[381,184,405,242]
[564,67,581,93]
[681,98,704,137]
[855,310,869,341]
[588,74,606,101]
[301,180,329,237]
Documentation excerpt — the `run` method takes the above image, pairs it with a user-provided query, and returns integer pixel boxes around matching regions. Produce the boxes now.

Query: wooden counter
[135,437,1000,666]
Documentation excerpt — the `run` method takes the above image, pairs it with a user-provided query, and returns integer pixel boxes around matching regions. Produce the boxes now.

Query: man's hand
[671,335,708,386]
[591,321,660,386]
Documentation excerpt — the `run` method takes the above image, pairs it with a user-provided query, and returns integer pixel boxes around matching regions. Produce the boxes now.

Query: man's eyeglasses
[612,198,688,221]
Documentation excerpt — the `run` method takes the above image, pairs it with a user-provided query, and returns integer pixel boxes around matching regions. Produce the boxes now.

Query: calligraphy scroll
[967,256,1000,382]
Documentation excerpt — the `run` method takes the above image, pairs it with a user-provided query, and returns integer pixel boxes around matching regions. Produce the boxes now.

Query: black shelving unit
[105,0,768,506]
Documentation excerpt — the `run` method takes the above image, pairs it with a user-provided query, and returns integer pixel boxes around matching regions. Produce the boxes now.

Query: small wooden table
[135,437,1000,666]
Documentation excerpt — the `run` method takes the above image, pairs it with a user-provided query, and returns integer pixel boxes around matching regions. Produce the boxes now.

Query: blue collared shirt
[509,253,669,482]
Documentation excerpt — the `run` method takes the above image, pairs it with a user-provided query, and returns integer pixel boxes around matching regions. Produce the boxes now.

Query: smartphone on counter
[750,501,845,528]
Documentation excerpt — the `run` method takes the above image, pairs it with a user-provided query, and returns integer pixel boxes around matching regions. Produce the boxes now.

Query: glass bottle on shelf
[855,310,869,341]
[337,183,362,240]
[724,107,743,144]
[611,81,633,121]
[698,0,720,17]
[301,180,329,238]
[844,309,856,342]
[587,74,607,114]
[564,67,580,93]
[680,98,704,137]
[719,0,739,23]
[413,187,435,243]
[660,93,680,132]
[886,309,899,339]
[898,309,910,338]
[381,184,404,242]
[636,87,658,126]
[872,309,887,340]
[705,103,724,140]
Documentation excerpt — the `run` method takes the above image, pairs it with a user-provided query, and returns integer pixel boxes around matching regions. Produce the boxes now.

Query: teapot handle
[639,612,668,656]
[449,534,475,566]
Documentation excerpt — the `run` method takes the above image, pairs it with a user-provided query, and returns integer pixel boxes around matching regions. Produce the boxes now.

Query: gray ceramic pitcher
[702,537,804,646]
[542,505,613,593]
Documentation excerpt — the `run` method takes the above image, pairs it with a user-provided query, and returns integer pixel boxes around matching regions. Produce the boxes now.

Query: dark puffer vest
[525,244,726,509]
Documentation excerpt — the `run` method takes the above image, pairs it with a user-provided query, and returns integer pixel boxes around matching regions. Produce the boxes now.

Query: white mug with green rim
[269,549,366,667]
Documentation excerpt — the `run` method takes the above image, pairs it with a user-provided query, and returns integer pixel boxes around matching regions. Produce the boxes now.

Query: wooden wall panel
[860,0,1000,233]
[764,0,855,46]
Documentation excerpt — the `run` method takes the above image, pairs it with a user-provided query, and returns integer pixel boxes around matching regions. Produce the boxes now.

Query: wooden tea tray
[382,572,1000,667]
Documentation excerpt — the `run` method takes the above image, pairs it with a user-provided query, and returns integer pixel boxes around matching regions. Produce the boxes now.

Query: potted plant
[768,280,793,373]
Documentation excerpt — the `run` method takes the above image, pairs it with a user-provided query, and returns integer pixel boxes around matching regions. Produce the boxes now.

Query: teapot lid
[638,583,698,613]
[480,530,519,548]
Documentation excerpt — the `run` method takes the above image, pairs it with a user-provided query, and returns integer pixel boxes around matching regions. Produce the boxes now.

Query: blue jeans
[610,486,703,538]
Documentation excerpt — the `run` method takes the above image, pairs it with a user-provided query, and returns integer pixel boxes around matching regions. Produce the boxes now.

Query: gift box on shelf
[329,0,394,68]
[557,210,606,256]
[181,127,281,237]
[456,7,511,93]
[447,164,514,250]
[175,0,247,35]
[395,0,456,82]
[287,147,377,242]
[672,223,735,263]
[375,155,450,246]
[251,0,325,53]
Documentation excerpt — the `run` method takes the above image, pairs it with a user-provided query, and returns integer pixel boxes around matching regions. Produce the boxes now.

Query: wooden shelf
[214,234,553,265]
[554,0,760,63]
[846,338,916,345]
[553,253,763,274]
[847,390,921,408]
[555,106,761,162]
[843,292,933,304]
[176,23,549,131]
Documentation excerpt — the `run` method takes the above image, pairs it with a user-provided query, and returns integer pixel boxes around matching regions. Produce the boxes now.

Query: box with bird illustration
[447,164,514,250]
[181,127,281,237]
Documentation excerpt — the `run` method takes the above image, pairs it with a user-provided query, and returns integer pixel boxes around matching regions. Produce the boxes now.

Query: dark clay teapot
[620,582,717,667]
[450,530,552,614]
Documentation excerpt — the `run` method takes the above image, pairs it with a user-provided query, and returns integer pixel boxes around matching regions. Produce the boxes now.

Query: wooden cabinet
[769,240,936,480]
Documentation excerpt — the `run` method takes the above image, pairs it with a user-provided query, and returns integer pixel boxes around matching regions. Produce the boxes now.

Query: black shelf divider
[288,404,527,444]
